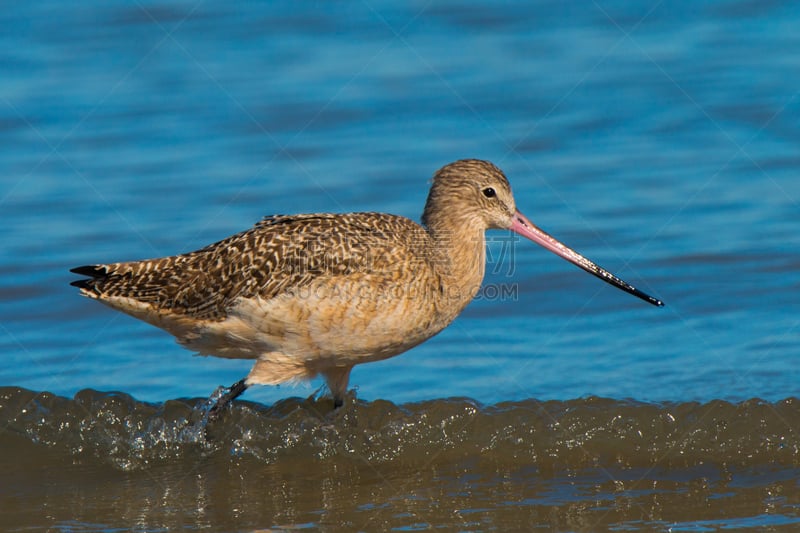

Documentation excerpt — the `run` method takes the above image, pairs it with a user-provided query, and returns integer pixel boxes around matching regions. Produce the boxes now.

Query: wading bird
[71,159,662,411]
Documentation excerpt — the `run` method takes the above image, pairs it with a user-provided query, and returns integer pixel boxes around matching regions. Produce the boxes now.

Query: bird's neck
[424,215,487,314]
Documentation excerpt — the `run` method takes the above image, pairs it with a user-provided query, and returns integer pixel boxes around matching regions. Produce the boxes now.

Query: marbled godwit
[70,159,662,410]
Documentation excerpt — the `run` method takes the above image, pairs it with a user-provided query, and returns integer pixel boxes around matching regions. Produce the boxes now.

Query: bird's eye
[482,187,496,198]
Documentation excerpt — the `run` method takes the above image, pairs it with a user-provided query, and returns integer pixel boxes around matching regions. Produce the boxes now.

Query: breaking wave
[2,387,798,471]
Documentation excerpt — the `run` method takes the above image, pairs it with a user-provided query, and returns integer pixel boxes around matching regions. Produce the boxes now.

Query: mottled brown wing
[70,213,432,320]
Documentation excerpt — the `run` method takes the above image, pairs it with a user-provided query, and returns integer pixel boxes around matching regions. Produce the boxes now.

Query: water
[4,387,800,531]
[1,0,799,530]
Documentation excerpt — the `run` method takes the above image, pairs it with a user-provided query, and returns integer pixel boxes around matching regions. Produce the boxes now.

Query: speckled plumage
[73,213,439,321]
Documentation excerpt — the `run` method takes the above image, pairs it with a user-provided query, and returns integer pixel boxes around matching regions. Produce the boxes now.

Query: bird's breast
[216,272,455,364]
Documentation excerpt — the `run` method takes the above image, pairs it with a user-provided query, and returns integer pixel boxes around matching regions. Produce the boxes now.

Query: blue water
[2,0,799,411]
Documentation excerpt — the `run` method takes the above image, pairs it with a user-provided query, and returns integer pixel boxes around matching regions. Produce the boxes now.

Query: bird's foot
[204,379,249,421]
[308,385,353,411]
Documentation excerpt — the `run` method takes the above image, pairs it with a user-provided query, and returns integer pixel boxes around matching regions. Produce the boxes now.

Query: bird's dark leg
[207,379,249,419]
[324,366,352,409]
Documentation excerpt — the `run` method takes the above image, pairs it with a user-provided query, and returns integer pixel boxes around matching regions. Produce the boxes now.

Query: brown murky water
[3,387,800,531]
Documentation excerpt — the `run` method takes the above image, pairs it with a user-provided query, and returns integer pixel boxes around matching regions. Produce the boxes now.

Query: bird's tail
[69,264,109,294]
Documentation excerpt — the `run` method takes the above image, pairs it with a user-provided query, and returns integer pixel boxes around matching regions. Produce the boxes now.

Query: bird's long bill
[510,210,664,307]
